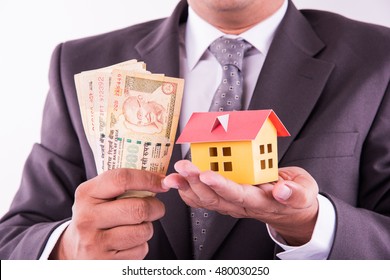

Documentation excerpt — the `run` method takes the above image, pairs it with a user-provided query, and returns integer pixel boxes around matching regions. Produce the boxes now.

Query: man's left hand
[163,160,319,246]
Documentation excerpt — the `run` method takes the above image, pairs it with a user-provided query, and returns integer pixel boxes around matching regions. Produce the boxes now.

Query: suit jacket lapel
[134,0,187,77]
[249,1,335,161]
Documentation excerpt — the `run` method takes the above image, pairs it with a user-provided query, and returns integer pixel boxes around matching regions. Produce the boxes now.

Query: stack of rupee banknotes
[74,60,184,197]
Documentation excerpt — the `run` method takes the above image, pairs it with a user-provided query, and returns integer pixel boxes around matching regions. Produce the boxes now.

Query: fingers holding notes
[71,61,185,259]
[50,169,167,260]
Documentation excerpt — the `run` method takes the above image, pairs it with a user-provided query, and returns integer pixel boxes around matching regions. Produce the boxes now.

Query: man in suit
[0,0,389,259]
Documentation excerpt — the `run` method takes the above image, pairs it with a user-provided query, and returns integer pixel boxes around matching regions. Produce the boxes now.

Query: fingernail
[161,178,179,190]
[276,184,292,200]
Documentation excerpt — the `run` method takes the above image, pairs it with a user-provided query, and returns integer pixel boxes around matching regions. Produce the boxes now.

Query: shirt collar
[185,0,288,70]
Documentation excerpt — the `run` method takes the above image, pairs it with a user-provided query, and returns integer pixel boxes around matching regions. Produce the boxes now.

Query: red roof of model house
[177,110,290,143]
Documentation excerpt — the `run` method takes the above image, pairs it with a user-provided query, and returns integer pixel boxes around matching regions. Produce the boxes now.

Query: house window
[209,147,218,157]
[222,147,232,156]
[268,159,273,169]
[260,145,265,154]
[210,162,219,171]
[223,162,233,171]
[259,144,275,170]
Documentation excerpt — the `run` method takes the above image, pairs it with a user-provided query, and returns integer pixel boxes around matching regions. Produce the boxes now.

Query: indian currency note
[75,62,184,198]
[105,70,184,197]
[75,60,148,172]
[75,72,98,155]
[91,62,149,173]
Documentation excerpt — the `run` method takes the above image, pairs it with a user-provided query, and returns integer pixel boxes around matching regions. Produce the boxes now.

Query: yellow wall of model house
[251,118,279,184]
[190,118,279,185]
[191,140,254,184]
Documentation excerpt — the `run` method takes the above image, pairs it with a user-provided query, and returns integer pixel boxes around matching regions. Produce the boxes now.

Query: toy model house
[177,110,290,185]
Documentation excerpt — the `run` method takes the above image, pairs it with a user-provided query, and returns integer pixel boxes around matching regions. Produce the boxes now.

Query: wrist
[270,203,318,246]
[49,227,69,260]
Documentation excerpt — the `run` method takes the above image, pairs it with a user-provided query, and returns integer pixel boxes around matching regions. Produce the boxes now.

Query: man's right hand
[49,168,168,259]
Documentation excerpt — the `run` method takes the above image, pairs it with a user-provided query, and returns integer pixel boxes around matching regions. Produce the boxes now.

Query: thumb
[272,180,316,209]
[83,168,167,200]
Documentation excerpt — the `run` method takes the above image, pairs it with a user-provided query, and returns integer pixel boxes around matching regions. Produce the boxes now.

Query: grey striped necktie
[190,37,252,259]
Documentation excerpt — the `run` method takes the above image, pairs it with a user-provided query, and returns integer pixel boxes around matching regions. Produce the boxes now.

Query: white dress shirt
[179,0,336,260]
[41,0,335,260]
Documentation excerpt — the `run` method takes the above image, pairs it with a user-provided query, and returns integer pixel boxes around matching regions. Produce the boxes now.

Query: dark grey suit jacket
[1,0,389,259]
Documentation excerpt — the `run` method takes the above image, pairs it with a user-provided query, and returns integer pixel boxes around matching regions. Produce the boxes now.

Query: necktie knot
[209,37,252,71]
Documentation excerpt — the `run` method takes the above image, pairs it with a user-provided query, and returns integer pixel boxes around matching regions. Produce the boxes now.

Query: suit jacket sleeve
[0,44,91,259]
[328,81,390,259]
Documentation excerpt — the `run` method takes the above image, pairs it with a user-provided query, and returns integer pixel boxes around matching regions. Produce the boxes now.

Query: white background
[0,0,389,217]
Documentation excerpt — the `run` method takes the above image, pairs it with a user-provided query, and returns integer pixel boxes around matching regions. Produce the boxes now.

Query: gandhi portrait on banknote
[121,95,166,134]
